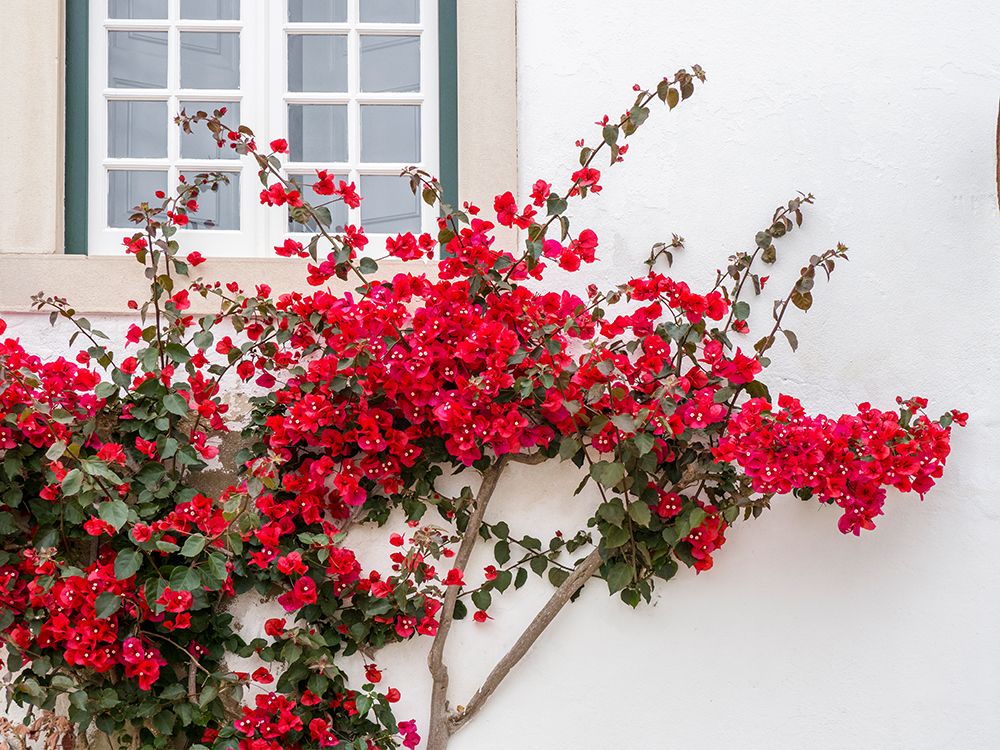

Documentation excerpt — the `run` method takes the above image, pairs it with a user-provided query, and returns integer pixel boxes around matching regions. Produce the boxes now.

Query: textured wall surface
[506,1,1000,749]
[0,0,62,254]
[2,1,999,749]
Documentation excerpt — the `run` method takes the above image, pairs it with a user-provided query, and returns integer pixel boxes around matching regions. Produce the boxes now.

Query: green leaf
[313,206,333,228]
[359,257,379,275]
[733,301,751,321]
[529,556,547,576]
[606,562,633,593]
[632,432,655,456]
[610,414,636,432]
[494,540,510,565]
[514,568,528,589]
[205,553,229,585]
[164,343,191,364]
[95,382,118,400]
[180,534,208,558]
[590,461,625,488]
[471,589,492,611]
[654,558,678,582]
[169,566,201,592]
[99,499,129,530]
[152,710,176,735]
[46,441,68,461]
[493,569,512,593]
[521,535,542,551]
[628,500,652,527]
[548,568,569,587]
[114,549,142,580]
[94,592,121,619]
[545,193,568,217]
[61,468,84,496]
[783,329,799,352]
[162,393,188,416]
[603,525,630,548]
[620,588,641,607]
[597,501,626,527]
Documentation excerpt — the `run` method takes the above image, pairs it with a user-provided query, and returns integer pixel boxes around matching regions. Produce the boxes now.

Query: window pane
[360,175,420,233]
[109,0,167,19]
[180,101,240,160]
[359,0,419,23]
[288,0,347,22]
[288,104,348,162]
[108,170,167,228]
[288,35,347,93]
[181,172,241,230]
[359,35,419,92]
[361,105,419,163]
[108,32,168,89]
[180,32,240,89]
[288,173,347,232]
[108,100,167,158]
[180,0,240,19]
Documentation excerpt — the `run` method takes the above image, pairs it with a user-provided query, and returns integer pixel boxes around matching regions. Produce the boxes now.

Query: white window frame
[88,0,439,258]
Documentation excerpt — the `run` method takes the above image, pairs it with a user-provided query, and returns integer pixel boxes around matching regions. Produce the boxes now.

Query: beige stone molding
[0,255,437,315]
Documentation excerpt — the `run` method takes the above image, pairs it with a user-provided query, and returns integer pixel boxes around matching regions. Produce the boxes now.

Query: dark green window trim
[438,0,459,209]
[64,1,89,255]
[64,3,458,257]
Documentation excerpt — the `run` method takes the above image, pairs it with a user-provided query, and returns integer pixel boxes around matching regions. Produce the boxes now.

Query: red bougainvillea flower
[264,618,286,637]
[442,568,465,587]
[157,587,194,613]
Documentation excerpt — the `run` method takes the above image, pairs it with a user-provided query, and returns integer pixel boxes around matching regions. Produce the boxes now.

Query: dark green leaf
[114,549,142,580]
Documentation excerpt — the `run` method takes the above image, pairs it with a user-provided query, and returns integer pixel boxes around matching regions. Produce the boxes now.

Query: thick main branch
[426,456,509,749]
[448,546,604,734]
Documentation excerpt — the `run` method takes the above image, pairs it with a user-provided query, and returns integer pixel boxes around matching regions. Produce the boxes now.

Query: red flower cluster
[0,327,101,450]
[716,395,955,534]
[1,549,164,690]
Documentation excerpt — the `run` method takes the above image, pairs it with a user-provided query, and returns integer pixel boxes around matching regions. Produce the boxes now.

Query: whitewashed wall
[506,1,1000,749]
[2,1,999,749]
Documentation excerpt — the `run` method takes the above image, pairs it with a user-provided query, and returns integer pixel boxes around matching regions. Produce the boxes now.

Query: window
[81,0,449,257]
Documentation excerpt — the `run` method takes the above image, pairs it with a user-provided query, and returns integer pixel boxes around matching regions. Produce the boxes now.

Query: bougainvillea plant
[0,66,965,750]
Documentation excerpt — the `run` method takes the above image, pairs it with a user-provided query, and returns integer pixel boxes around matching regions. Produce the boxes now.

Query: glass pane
[361,105,419,163]
[360,35,419,92]
[288,35,347,93]
[360,175,420,233]
[180,0,240,19]
[109,0,167,19]
[180,101,240,160]
[359,0,419,23]
[288,104,348,162]
[181,172,241,230]
[288,173,347,232]
[108,170,167,228]
[180,32,240,89]
[108,100,167,158]
[288,0,347,22]
[108,31,168,89]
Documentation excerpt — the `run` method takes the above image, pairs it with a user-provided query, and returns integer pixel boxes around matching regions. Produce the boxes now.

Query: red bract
[716,395,954,535]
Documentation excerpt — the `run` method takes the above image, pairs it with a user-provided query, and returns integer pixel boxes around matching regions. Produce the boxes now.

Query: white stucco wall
[506,1,999,749]
[1,2,999,749]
